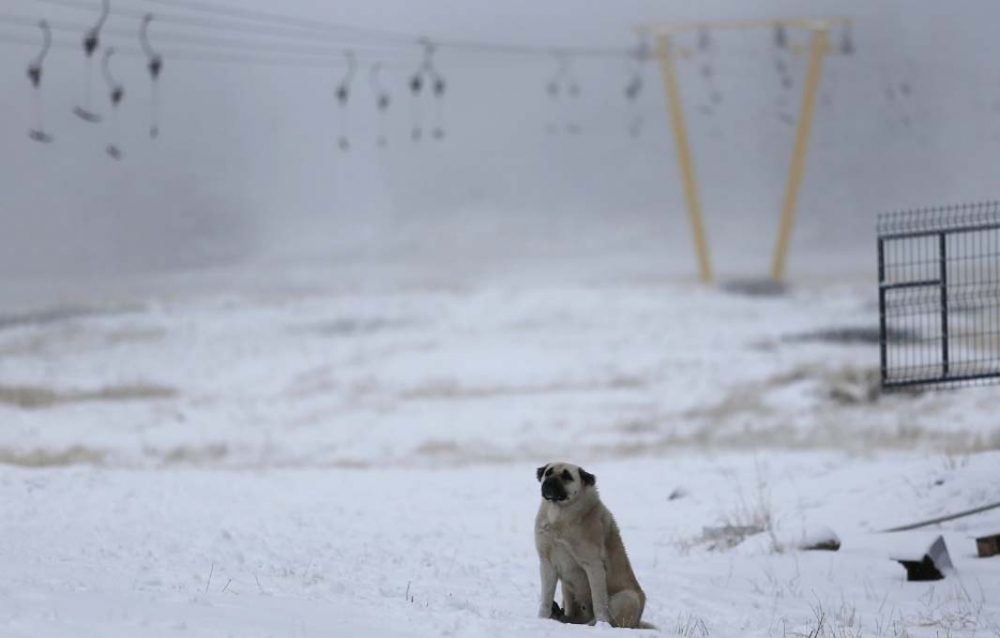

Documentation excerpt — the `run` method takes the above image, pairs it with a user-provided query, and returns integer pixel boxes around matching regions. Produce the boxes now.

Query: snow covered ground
[2,453,998,637]
[0,273,998,636]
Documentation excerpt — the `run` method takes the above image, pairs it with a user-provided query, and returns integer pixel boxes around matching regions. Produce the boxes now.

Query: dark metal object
[877,202,1000,390]
[891,536,954,582]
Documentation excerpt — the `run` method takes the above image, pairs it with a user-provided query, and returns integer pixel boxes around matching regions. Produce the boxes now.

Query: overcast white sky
[1,0,999,295]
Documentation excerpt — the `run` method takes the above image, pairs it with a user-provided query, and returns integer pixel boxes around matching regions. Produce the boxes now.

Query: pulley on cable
[819,22,855,109]
[839,22,855,56]
[425,42,447,140]
[408,40,447,142]
[26,20,54,143]
[772,24,793,90]
[771,24,794,125]
[369,62,391,148]
[694,28,723,116]
[333,50,357,151]
[408,55,424,141]
[544,54,567,135]
[139,13,163,139]
[623,38,649,138]
[102,47,125,160]
[73,0,110,123]
[545,53,581,135]
[564,57,581,135]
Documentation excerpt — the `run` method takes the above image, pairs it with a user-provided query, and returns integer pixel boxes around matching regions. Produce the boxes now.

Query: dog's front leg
[582,561,612,625]
[537,560,559,618]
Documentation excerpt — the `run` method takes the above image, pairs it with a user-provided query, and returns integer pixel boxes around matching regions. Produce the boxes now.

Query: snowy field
[1,273,999,636]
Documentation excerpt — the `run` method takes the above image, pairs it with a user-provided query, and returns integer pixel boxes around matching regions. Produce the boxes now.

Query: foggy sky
[2,0,1000,301]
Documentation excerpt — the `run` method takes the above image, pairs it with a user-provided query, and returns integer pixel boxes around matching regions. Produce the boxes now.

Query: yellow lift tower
[636,17,851,283]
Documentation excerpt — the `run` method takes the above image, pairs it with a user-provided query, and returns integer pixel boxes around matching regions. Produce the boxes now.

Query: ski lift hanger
[27,19,54,143]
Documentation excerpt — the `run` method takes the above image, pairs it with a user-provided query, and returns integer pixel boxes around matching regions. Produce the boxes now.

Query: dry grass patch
[0,383,177,409]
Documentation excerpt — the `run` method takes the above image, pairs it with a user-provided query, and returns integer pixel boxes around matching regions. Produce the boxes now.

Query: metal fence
[878,202,1000,390]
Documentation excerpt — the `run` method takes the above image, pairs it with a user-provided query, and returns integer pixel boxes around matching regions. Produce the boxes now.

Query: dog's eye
[561,470,573,482]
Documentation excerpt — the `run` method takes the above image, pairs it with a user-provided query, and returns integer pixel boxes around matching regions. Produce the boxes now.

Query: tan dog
[534,462,649,628]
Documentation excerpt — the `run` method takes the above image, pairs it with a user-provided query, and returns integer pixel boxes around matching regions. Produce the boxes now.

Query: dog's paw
[593,620,613,630]
[539,601,565,620]
[551,601,568,621]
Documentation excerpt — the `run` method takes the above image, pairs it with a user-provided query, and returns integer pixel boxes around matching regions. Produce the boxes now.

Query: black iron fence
[878,202,1000,390]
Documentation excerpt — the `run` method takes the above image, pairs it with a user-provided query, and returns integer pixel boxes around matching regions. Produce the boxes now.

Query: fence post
[939,233,949,376]
[878,237,888,384]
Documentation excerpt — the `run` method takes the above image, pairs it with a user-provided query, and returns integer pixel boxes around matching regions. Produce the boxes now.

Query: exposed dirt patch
[293,317,411,338]
[402,376,646,401]
[783,326,913,346]
[0,325,166,357]
[0,305,142,332]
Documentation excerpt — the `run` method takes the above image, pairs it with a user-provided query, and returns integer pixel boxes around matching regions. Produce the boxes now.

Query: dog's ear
[536,465,548,482]
[579,467,596,487]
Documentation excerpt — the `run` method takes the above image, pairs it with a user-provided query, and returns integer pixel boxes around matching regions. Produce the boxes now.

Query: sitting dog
[534,462,649,628]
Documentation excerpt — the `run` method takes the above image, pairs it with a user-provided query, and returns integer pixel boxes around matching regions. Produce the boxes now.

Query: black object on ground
[891,536,954,581]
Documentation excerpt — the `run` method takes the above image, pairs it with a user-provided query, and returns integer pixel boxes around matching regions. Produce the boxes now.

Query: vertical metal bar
[771,28,828,281]
[655,34,713,283]
[939,232,949,376]
[878,237,888,384]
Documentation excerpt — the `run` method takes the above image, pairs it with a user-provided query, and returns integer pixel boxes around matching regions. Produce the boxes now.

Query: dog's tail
[637,620,658,630]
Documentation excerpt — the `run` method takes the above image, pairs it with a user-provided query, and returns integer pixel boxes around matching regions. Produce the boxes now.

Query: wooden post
[656,35,712,284]
[771,28,828,281]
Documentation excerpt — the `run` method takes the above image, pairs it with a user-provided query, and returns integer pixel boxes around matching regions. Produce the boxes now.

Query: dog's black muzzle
[541,478,567,502]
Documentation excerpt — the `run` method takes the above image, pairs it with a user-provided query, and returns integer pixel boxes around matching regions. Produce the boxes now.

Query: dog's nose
[541,480,557,499]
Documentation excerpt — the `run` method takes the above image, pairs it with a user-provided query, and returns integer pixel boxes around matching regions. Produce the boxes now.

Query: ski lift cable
[0,14,571,67]
[0,10,407,56]
[31,0,633,58]
[123,0,633,57]
[0,29,409,69]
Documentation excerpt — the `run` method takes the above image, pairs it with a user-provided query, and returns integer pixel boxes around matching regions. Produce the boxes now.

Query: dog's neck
[543,487,599,524]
